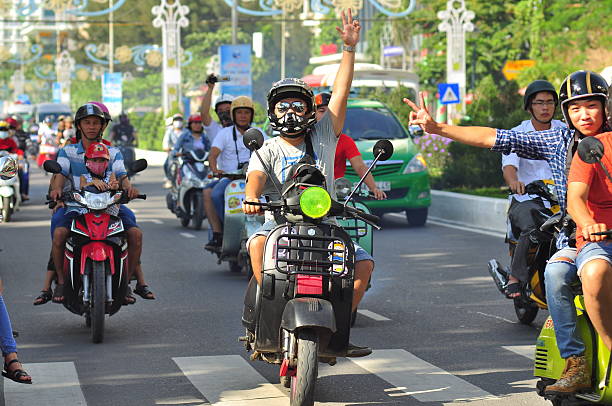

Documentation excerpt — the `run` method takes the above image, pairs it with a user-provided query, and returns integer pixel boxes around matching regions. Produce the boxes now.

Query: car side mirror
[243,128,264,151]
[409,125,424,138]
[577,137,604,164]
[43,160,62,174]
[0,156,17,180]
[373,140,394,161]
[130,159,148,173]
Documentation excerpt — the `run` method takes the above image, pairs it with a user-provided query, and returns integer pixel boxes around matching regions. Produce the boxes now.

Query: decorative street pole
[55,50,75,105]
[152,0,189,116]
[438,0,474,122]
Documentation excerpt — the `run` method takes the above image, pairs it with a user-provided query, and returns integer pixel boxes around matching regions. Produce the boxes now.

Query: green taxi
[341,99,431,226]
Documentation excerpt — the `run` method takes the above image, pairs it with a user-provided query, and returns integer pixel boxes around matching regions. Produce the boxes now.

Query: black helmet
[607,84,612,129]
[75,103,106,125]
[523,80,557,110]
[267,78,316,135]
[315,92,332,108]
[559,70,608,130]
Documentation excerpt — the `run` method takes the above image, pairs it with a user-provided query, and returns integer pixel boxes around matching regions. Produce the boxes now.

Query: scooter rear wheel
[290,329,318,406]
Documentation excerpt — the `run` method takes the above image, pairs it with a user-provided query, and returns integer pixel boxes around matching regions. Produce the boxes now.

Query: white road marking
[349,349,495,402]
[388,213,505,238]
[140,219,164,224]
[475,311,517,324]
[4,362,87,406]
[180,232,196,239]
[503,345,535,360]
[173,355,287,405]
[357,309,391,321]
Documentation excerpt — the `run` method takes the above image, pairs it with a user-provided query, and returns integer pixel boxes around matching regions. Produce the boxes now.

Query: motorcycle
[204,170,265,275]
[42,159,147,344]
[114,139,136,179]
[535,137,612,405]
[166,149,209,230]
[487,179,560,324]
[240,128,392,405]
[0,151,21,223]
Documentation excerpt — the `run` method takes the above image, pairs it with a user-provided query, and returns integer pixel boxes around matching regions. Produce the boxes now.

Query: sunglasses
[276,101,307,114]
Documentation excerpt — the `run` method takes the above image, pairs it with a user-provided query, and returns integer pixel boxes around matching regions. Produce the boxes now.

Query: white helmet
[214,94,234,111]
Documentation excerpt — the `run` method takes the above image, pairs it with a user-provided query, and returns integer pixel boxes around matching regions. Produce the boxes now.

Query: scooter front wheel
[91,261,106,344]
[290,329,318,406]
[192,192,204,230]
[514,298,539,325]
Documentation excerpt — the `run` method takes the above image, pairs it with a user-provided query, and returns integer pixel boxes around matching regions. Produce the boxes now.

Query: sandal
[2,359,32,384]
[52,284,64,303]
[134,284,155,300]
[33,289,53,306]
[505,282,521,299]
[124,287,136,305]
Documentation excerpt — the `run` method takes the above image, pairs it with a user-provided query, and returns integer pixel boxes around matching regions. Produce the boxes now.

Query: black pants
[507,197,552,283]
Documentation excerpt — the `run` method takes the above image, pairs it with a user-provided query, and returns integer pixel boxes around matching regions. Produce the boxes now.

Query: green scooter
[535,137,612,405]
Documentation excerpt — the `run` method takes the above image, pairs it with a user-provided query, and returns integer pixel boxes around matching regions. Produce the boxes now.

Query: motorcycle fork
[282,329,297,367]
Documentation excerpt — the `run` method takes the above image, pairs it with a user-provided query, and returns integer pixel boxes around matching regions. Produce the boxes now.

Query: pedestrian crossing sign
[438,83,460,105]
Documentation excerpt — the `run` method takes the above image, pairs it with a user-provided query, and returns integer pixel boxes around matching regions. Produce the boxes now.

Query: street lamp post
[437,0,474,123]
[56,50,75,105]
[152,0,189,117]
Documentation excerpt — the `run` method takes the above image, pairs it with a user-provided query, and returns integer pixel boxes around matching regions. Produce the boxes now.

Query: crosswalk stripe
[357,309,391,321]
[4,362,87,406]
[348,349,496,402]
[503,345,535,360]
[173,355,287,405]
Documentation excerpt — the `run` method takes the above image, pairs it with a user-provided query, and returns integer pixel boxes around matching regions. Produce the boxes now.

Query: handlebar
[591,230,612,236]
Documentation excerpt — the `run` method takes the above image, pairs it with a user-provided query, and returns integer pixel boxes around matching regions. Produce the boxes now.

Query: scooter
[204,170,265,275]
[166,149,209,230]
[240,128,392,405]
[487,179,561,324]
[43,159,147,344]
[535,137,612,405]
[0,151,21,223]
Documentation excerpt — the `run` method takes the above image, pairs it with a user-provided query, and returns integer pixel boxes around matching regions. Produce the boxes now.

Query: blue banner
[219,45,252,98]
[52,82,61,103]
[102,72,123,117]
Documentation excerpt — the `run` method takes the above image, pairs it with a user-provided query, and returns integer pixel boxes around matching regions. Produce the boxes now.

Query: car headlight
[403,153,427,174]
[299,187,331,219]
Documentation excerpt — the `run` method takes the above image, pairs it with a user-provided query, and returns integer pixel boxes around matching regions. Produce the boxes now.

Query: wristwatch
[342,45,356,53]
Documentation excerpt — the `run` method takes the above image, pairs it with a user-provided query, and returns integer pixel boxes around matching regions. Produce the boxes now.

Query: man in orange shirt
[567,85,612,355]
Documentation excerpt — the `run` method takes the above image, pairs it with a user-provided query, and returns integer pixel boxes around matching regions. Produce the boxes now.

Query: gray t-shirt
[247,112,338,205]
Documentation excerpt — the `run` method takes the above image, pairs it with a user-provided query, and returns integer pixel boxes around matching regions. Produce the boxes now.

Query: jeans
[208,178,232,224]
[50,205,138,238]
[544,247,584,358]
[18,167,29,196]
[0,296,17,356]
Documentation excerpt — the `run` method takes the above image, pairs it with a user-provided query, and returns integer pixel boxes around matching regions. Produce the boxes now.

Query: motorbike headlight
[299,187,331,219]
[402,153,428,174]
[84,192,110,210]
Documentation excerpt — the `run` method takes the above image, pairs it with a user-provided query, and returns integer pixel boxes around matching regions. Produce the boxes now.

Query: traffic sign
[438,83,460,105]
[502,60,535,81]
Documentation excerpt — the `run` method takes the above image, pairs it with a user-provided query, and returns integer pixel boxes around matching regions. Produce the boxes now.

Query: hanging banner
[219,44,252,98]
[101,72,123,117]
[52,82,61,103]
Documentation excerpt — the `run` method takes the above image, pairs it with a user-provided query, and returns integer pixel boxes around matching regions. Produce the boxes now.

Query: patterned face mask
[86,160,108,177]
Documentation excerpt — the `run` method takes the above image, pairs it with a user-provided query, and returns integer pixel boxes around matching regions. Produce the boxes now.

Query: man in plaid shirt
[404,70,609,395]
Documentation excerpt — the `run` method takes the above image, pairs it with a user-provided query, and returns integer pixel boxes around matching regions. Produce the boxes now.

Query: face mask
[86,160,108,177]
[0,131,9,140]
[217,111,232,127]
[173,121,184,129]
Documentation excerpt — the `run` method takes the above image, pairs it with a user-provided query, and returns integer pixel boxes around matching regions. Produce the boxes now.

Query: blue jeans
[544,247,584,358]
[50,205,138,238]
[0,296,17,356]
[207,178,232,224]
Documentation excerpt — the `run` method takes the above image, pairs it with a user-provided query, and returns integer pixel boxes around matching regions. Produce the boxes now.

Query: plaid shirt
[493,127,576,248]
[57,141,127,188]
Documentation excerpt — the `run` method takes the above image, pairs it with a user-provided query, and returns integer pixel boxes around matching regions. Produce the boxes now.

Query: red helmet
[5,117,18,129]
[188,114,202,124]
[85,142,110,160]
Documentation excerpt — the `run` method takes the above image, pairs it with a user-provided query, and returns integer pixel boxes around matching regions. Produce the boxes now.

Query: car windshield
[342,107,408,140]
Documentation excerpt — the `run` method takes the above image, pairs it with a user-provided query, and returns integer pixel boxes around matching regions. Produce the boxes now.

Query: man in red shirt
[567,87,612,354]
[0,121,23,157]
[314,92,386,199]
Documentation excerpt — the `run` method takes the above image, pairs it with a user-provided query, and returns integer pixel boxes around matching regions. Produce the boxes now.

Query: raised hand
[335,9,360,47]
[402,92,438,134]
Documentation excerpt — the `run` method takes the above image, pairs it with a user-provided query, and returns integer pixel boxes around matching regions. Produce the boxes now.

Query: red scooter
[44,160,147,343]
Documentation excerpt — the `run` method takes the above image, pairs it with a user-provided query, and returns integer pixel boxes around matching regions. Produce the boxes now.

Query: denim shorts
[575,241,612,277]
[246,220,374,264]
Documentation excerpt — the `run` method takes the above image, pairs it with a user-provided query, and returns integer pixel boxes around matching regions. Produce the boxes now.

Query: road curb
[430,190,507,234]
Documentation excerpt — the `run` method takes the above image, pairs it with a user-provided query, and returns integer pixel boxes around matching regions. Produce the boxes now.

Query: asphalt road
[0,165,552,406]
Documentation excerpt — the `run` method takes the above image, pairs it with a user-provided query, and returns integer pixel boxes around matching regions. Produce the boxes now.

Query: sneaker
[544,355,591,395]
[346,343,372,358]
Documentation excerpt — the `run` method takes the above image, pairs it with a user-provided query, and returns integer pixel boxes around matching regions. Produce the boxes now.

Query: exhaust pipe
[488,259,509,294]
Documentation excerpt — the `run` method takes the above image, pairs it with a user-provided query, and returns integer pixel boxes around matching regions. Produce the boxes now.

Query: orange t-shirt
[568,132,612,250]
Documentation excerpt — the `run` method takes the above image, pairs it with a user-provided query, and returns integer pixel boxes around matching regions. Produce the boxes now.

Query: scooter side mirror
[373,140,394,161]
[0,156,17,180]
[577,137,604,164]
[130,159,148,174]
[43,160,62,174]
[243,128,264,151]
